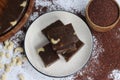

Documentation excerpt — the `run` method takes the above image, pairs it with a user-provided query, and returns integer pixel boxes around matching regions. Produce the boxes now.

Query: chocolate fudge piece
[62,40,84,62]
[42,20,64,37]
[56,43,77,54]
[47,23,79,52]
[0,0,29,36]
[38,43,59,67]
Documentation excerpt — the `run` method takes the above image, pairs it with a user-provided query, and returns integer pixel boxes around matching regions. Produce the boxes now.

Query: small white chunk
[3,46,8,50]
[11,57,17,66]
[10,20,17,26]
[20,1,27,7]
[73,32,76,35]
[16,58,22,66]
[51,38,60,44]
[0,52,5,58]
[5,64,11,72]
[22,56,27,61]
[5,53,10,59]
[7,41,14,50]
[0,58,2,62]
[4,40,9,46]
[0,63,4,69]
[1,73,7,80]
[18,74,24,80]
[37,47,45,53]
[14,47,24,53]
[4,40,10,50]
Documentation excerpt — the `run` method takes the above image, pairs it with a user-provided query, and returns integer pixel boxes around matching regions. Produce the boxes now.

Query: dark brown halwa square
[62,40,84,61]
[47,23,79,51]
[42,20,64,37]
[39,43,59,67]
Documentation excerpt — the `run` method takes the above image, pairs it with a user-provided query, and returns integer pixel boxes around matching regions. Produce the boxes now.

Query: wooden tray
[0,0,34,42]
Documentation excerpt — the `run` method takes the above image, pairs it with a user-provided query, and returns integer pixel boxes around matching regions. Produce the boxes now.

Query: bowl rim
[86,0,120,29]
[24,11,94,78]
[0,0,34,42]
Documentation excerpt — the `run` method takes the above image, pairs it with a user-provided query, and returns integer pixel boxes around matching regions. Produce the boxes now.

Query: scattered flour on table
[116,28,120,39]
[29,12,39,21]
[92,36,105,64]
[29,0,89,22]
[35,0,88,12]
[87,76,94,80]
[108,69,120,80]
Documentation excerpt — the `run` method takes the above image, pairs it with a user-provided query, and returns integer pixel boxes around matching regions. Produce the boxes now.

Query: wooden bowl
[85,0,120,32]
[0,0,34,42]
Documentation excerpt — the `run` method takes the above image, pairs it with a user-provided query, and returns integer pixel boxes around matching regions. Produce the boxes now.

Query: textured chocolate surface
[47,23,79,51]
[42,20,64,37]
[62,40,84,62]
[56,43,77,54]
[39,43,59,67]
[0,0,29,36]
[42,21,77,54]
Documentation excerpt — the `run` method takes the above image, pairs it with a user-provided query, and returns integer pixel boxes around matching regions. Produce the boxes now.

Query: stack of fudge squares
[38,20,84,67]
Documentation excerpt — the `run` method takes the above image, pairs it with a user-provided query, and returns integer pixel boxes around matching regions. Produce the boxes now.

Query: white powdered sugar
[52,0,88,12]
[0,42,3,49]
[92,36,104,63]
[35,0,89,13]
[108,70,120,80]
[29,12,39,21]
[116,28,120,39]
[87,76,94,80]
[35,0,52,9]
[28,0,89,23]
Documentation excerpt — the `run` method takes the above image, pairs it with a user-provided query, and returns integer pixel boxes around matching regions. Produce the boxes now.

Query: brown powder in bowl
[88,0,119,27]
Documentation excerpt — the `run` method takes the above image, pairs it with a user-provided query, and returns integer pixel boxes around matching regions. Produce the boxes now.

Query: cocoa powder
[88,0,119,27]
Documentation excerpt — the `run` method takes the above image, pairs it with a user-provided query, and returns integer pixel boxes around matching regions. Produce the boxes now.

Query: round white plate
[25,11,93,77]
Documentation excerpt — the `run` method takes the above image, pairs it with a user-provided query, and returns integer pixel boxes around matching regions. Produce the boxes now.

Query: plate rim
[24,11,93,78]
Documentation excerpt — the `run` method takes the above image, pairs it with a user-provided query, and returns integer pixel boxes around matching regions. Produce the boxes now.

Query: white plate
[25,11,93,77]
